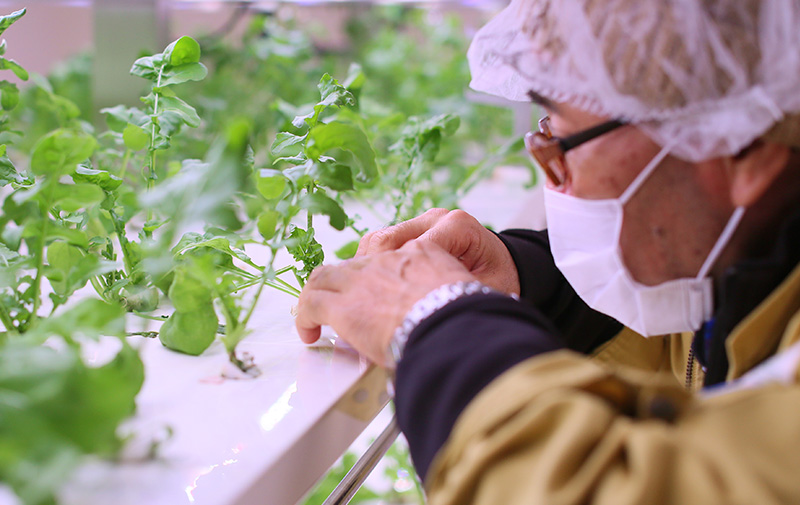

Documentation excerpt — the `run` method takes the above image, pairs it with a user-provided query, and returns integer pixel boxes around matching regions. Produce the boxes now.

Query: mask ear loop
[619,142,674,205]
[696,206,746,280]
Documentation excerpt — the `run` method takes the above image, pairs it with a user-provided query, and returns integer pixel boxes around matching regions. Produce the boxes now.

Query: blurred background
[2,0,544,232]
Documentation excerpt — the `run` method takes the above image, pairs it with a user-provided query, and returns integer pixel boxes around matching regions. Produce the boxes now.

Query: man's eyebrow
[527,90,558,111]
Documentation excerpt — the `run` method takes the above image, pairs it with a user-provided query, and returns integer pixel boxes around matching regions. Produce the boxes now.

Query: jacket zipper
[685,347,696,390]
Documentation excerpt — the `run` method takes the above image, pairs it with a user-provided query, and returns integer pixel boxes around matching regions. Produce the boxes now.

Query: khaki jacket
[425,263,800,505]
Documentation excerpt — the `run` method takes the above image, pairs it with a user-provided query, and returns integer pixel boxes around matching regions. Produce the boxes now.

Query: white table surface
[59,310,391,505]
[2,166,541,505]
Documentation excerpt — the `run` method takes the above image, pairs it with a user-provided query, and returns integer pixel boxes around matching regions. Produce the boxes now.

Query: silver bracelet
[386,281,513,368]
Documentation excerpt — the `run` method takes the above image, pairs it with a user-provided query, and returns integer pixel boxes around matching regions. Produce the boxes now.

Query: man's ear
[726,140,791,207]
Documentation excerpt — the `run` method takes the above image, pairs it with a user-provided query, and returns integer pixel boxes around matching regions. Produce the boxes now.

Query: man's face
[543,101,735,286]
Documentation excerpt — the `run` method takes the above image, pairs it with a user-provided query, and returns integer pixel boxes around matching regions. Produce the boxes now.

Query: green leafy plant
[0,10,144,505]
[261,69,376,286]
[0,6,535,504]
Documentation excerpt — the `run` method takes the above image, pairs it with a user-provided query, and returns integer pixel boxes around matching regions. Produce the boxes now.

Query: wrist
[385,280,518,368]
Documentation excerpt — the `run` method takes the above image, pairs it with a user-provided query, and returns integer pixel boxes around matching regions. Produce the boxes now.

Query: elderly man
[296,0,800,502]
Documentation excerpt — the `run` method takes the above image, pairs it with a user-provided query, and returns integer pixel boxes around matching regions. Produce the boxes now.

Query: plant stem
[274,264,294,276]
[133,312,168,322]
[293,268,305,289]
[227,278,260,294]
[29,212,49,328]
[109,208,133,276]
[306,181,315,234]
[0,302,16,334]
[127,331,158,338]
[266,280,300,297]
[229,275,299,297]
[273,276,300,295]
[90,276,111,303]
[119,149,132,179]
[239,272,269,330]
[228,264,258,280]
[145,66,165,235]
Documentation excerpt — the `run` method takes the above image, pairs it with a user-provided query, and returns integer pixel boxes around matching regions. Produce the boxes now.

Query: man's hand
[295,240,476,366]
[357,209,520,295]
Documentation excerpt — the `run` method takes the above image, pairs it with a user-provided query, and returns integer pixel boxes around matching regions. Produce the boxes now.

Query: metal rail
[321,416,401,505]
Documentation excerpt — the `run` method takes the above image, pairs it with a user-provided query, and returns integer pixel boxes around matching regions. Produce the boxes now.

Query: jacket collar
[694,208,800,385]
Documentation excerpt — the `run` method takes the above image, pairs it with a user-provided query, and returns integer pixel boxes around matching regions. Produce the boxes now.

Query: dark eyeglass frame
[524,115,627,187]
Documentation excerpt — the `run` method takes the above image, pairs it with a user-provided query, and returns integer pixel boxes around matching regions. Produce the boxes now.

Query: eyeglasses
[524,115,626,187]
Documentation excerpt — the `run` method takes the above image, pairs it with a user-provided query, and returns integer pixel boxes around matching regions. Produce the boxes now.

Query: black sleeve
[394,229,623,482]
[497,228,622,354]
[395,293,563,481]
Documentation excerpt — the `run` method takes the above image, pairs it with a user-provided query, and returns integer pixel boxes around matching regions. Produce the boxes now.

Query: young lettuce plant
[386,113,460,222]
[88,36,208,314]
[148,70,378,368]
[98,38,261,370]
[258,70,377,291]
[0,10,144,505]
[165,71,379,368]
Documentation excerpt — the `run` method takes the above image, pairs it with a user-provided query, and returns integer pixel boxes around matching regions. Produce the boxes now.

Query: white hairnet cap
[468,0,800,162]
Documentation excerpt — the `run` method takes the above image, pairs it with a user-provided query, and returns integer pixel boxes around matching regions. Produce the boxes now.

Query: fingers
[306,262,365,292]
[295,288,336,344]
[417,210,483,262]
[356,208,450,256]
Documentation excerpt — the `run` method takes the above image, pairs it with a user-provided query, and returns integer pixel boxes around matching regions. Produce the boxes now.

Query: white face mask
[543,145,745,337]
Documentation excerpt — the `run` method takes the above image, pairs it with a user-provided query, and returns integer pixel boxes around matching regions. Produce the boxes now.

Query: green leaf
[22,222,89,249]
[257,210,280,240]
[122,123,149,151]
[29,298,126,342]
[120,285,160,313]
[173,232,254,266]
[156,110,184,137]
[159,305,218,355]
[317,162,354,191]
[256,169,287,199]
[52,183,105,212]
[100,105,149,132]
[286,227,324,281]
[0,334,142,505]
[307,122,377,184]
[45,242,116,297]
[0,342,73,403]
[0,143,22,186]
[0,9,25,38]
[0,57,28,80]
[28,76,82,120]
[129,54,163,81]
[73,164,123,191]
[317,73,356,109]
[164,36,201,66]
[159,62,208,87]
[425,113,460,137]
[300,192,347,230]
[44,241,82,293]
[0,241,19,263]
[168,268,212,313]
[271,131,307,156]
[159,95,201,128]
[335,240,360,260]
[291,74,356,129]
[30,129,98,177]
[56,341,144,451]
[343,63,366,93]
[0,80,19,110]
